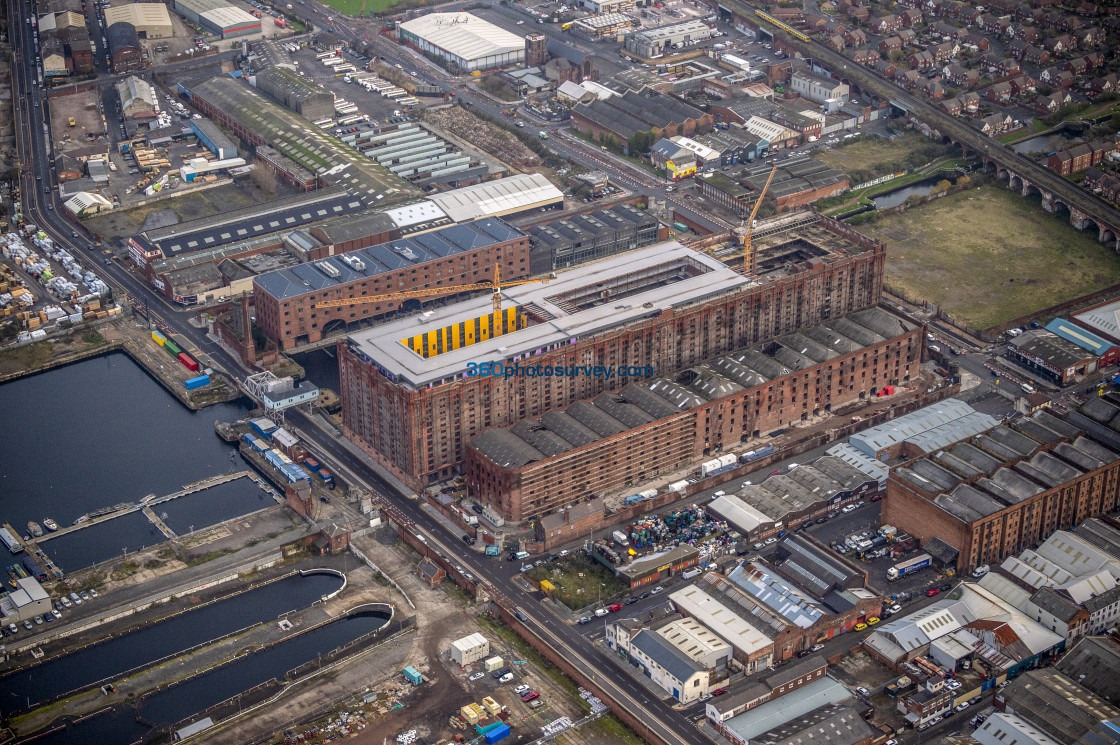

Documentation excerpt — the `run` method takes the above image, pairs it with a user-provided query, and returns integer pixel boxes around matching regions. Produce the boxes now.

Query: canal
[25,608,390,744]
[871,179,937,209]
[1012,129,1082,155]
[291,348,340,393]
[0,353,253,536]
[0,572,343,713]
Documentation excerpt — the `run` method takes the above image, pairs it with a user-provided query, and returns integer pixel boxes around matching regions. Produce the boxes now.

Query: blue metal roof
[1045,318,1115,357]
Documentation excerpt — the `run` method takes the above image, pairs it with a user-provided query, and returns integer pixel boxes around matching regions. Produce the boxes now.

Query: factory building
[190,118,237,160]
[174,0,260,38]
[398,13,525,72]
[338,213,886,490]
[117,75,158,119]
[625,20,714,59]
[467,305,921,520]
[104,3,173,38]
[789,70,849,104]
[525,202,661,275]
[253,219,530,349]
[882,398,1120,574]
[107,22,143,72]
[254,66,335,123]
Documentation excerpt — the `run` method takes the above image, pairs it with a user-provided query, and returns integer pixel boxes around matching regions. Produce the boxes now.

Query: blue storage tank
[485,723,511,744]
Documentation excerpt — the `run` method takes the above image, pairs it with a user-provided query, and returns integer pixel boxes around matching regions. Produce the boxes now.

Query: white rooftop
[668,585,773,657]
[346,242,751,387]
[400,12,524,63]
[709,494,772,533]
[451,632,489,651]
[383,200,448,229]
[1073,299,1120,343]
[974,712,1060,745]
[427,173,563,222]
[200,5,259,28]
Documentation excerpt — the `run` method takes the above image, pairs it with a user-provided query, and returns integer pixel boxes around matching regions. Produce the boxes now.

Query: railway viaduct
[712,0,1120,250]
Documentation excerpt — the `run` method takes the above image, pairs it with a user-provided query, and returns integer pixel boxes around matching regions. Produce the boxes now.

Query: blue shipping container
[184,375,210,390]
[485,723,511,744]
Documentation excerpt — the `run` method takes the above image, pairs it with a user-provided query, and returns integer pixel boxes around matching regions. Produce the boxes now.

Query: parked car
[578,616,592,624]
[972,565,990,578]
[939,584,952,592]
[499,673,514,683]
[608,603,623,612]
[855,687,870,697]
[854,622,867,631]
[712,688,728,696]
[70,592,82,605]
[23,620,33,630]
[926,588,940,597]
[651,586,664,595]
[624,597,639,605]
[469,672,485,681]
[521,691,540,702]
[955,701,970,712]
[514,684,530,694]
[810,643,825,652]
[867,616,880,625]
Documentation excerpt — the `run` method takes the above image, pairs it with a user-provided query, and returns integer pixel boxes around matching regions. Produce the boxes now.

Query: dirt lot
[48,89,108,155]
[854,184,1120,329]
[85,179,277,240]
[425,106,541,170]
[223,530,638,745]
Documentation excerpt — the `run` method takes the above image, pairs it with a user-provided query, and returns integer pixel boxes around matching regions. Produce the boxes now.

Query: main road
[286,408,707,745]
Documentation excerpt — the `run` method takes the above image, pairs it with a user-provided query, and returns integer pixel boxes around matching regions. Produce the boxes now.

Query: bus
[338,114,368,125]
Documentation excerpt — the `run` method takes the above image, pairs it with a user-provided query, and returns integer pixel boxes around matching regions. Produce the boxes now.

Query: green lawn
[317,0,398,14]
[855,184,1119,330]
[527,553,629,611]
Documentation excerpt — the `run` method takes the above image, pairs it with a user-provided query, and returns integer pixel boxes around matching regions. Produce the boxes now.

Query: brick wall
[468,320,923,520]
[342,236,886,491]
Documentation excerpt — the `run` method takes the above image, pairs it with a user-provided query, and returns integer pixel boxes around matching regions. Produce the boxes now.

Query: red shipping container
[178,352,199,371]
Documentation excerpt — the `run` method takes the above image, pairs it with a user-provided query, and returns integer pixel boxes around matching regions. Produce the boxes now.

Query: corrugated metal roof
[400,13,524,62]
[428,173,563,222]
[850,398,976,456]
[1045,318,1115,356]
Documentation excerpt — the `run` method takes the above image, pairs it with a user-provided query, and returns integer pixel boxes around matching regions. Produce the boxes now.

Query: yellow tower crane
[742,164,778,274]
[313,264,555,315]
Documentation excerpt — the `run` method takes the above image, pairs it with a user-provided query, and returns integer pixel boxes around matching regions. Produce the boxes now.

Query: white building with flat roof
[669,585,774,671]
[399,13,524,72]
[451,632,490,665]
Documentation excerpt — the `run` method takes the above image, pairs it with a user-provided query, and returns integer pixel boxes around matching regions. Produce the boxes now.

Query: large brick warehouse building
[467,306,923,520]
[338,215,887,492]
[881,397,1120,574]
[253,220,530,350]
[468,304,922,519]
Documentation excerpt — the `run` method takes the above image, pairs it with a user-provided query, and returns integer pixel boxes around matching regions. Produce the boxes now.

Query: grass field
[317,0,398,14]
[856,184,1119,329]
[813,131,939,175]
[527,553,629,611]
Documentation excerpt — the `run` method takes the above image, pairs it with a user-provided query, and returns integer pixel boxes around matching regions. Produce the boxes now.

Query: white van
[682,568,703,580]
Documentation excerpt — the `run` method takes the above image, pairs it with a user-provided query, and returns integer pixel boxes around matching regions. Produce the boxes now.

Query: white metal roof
[1073,299,1120,343]
[16,577,48,602]
[709,494,772,533]
[64,192,112,216]
[200,6,259,29]
[400,13,524,63]
[383,200,447,228]
[451,632,489,651]
[427,173,563,222]
[668,585,773,656]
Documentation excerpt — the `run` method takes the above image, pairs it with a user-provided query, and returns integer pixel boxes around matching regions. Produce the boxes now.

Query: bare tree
[251,163,278,196]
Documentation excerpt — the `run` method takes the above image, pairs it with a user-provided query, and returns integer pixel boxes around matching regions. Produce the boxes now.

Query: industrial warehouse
[103,3,173,39]
[882,398,1120,574]
[173,0,261,38]
[397,13,525,72]
[466,306,921,521]
[339,214,886,491]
